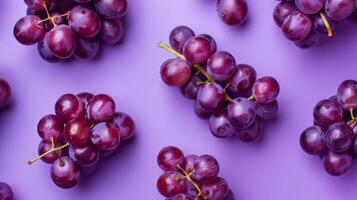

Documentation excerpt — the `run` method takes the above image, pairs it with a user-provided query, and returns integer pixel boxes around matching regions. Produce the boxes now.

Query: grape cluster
[0,79,11,109]
[29,92,135,188]
[14,0,128,62]
[300,80,357,176]
[157,146,234,200]
[0,182,14,200]
[159,26,280,142]
[216,0,248,26]
[273,0,357,48]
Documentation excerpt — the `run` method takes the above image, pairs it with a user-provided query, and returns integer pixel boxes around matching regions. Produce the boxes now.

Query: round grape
[300,126,326,155]
[183,36,213,64]
[55,94,84,122]
[252,76,280,104]
[160,58,192,87]
[14,15,45,45]
[51,156,80,189]
[169,26,195,53]
[324,122,354,153]
[207,51,236,82]
[157,146,186,171]
[323,151,353,176]
[227,98,256,129]
[91,122,120,151]
[209,109,237,138]
[196,83,225,113]
[157,171,187,198]
[282,11,312,41]
[87,94,116,122]
[216,0,248,25]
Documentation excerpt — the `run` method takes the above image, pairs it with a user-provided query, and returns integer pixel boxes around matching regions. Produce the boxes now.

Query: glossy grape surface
[216,0,248,25]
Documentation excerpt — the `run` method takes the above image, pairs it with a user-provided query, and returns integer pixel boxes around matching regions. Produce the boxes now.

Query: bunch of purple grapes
[216,0,248,26]
[29,92,135,188]
[273,0,357,48]
[300,80,357,176]
[159,26,280,142]
[157,146,234,200]
[14,0,128,62]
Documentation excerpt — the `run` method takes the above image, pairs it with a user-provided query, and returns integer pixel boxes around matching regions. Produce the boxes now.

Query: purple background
[1,0,357,199]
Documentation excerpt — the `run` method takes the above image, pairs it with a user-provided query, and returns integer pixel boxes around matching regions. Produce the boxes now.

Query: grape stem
[28,137,69,165]
[176,164,206,200]
[349,108,357,129]
[158,42,233,102]
[37,4,70,27]
[319,12,333,37]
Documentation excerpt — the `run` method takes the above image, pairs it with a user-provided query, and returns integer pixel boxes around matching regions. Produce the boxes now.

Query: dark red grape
[207,51,236,81]
[47,25,77,59]
[323,151,353,176]
[87,94,116,122]
[37,114,64,142]
[216,0,248,25]
[252,76,280,104]
[69,6,102,38]
[191,155,220,182]
[91,122,120,151]
[201,177,230,200]
[0,79,11,108]
[157,146,186,171]
[38,140,62,164]
[313,99,344,127]
[294,0,325,14]
[256,100,279,120]
[227,98,256,129]
[55,94,84,122]
[312,13,337,35]
[209,109,237,138]
[282,11,312,41]
[300,126,326,155]
[112,112,135,141]
[24,0,52,11]
[94,0,128,19]
[325,0,356,21]
[337,80,357,110]
[157,171,187,197]
[100,19,124,45]
[38,33,60,62]
[183,36,213,64]
[236,116,263,142]
[197,34,217,53]
[160,58,192,87]
[77,92,94,108]
[51,156,80,188]
[169,26,195,53]
[14,15,45,45]
[324,122,354,153]
[180,76,201,99]
[196,83,225,113]
[228,64,257,95]
[0,182,13,200]
[69,143,99,166]
[75,37,100,60]
[273,2,297,27]
[64,119,91,147]
[184,154,198,171]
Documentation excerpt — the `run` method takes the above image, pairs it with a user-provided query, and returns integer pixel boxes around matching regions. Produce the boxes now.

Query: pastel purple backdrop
[1,0,357,199]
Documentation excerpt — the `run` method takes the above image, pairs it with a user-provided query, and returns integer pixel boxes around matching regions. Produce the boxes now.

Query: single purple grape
[256,100,279,120]
[227,98,256,129]
[55,94,84,122]
[294,0,325,14]
[300,126,327,155]
[325,0,356,21]
[313,99,344,127]
[169,26,195,53]
[64,119,91,147]
[312,13,337,35]
[184,154,198,172]
[75,37,100,60]
[157,146,186,171]
[160,58,192,87]
[196,83,225,113]
[47,25,77,59]
[216,0,248,25]
[236,116,263,142]
[112,112,135,141]
[192,155,220,183]
[38,33,60,62]
[91,122,120,151]
[282,11,312,41]
[273,2,297,27]
[183,36,213,64]
[228,64,257,95]
[252,76,280,104]
[14,15,45,45]
[51,156,80,188]
[198,34,217,53]
[94,0,128,19]
[201,177,230,200]
[207,51,236,82]
[37,114,64,142]
[69,6,102,38]
[87,94,116,122]
[69,143,99,166]
[323,151,353,176]
[100,19,124,45]
[0,79,11,108]
[209,109,237,138]
[324,122,354,153]
[157,171,187,198]
[194,100,213,119]
[337,80,357,110]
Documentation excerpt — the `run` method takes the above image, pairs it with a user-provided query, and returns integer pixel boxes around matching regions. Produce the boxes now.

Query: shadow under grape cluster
[159,26,280,143]
[274,0,357,48]
[300,80,357,176]
[14,0,128,62]
[29,92,135,188]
